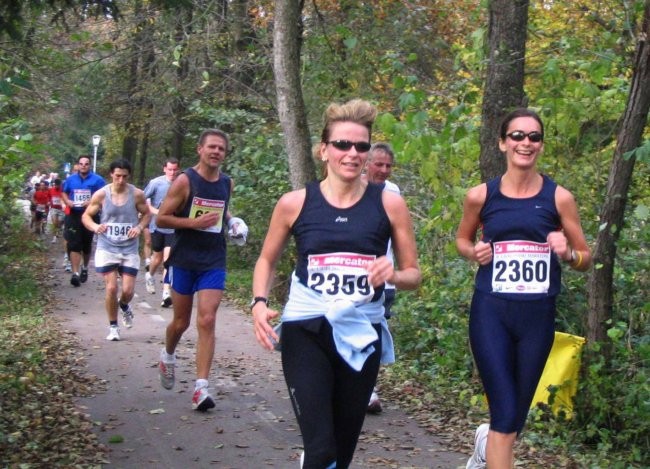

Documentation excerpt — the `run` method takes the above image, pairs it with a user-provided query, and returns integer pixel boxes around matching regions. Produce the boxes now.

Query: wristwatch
[250,296,268,308]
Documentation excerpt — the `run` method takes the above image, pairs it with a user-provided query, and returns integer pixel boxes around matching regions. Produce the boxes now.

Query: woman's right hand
[474,240,493,265]
[252,304,280,351]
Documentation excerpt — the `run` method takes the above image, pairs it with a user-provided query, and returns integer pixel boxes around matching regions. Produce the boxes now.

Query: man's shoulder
[149,174,168,184]
[384,179,400,194]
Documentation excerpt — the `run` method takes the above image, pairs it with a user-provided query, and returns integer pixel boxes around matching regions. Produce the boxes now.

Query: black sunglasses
[506,131,544,143]
[327,140,372,152]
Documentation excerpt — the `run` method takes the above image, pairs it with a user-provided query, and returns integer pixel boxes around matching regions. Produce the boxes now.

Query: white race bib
[307,252,375,304]
[188,197,225,233]
[491,240,551,294]
[72,189,91,207]
[104,223,132,243]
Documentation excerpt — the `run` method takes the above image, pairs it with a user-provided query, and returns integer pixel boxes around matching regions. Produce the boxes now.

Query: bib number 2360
[491,240,551,294]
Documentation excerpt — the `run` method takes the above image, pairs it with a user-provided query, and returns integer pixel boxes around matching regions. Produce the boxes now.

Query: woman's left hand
[366,256,394,288]
[547,230,571,261]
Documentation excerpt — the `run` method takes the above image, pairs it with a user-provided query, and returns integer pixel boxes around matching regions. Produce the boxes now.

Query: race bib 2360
[491,240,551,294]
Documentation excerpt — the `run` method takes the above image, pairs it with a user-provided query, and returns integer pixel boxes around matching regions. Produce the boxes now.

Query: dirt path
[49,246,467,468]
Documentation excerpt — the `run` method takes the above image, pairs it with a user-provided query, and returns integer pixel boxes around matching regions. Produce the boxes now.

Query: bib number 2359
[307,252,375,303]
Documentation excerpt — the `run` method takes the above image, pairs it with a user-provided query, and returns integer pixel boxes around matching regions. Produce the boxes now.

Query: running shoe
[159,352,175,390]
[80,268,88,283]
[64,260,72,273]
[70,273,80,287]
[121,304,134,328]
[466,423,489,469]
[161,291,172,308]
[51,235,57,243]
[192,385,215,411]
[106,325,120,341]
[367,390,382,414]
[145,272,156,294]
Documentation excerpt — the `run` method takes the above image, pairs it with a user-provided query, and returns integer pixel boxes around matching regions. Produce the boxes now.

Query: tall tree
[273,0,316,189]
[587,1,650,343]
[478,0,529,181]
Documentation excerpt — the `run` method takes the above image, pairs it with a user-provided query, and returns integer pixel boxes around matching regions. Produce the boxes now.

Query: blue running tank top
[97,184,140,255]
[291,181,391,303]
[475,174,562,300]
[167,167,230,271]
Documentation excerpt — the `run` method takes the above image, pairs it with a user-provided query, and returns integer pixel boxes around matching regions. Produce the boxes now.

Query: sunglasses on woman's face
[327,140,372,152]
[506,131,544,143]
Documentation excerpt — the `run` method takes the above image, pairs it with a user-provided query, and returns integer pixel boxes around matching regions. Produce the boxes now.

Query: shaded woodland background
[0,1,648,466]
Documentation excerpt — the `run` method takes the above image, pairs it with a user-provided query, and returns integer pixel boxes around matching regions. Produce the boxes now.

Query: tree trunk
[587,2,650,344]
[138,121,150,188]
[273,0,316,189]
[479,0,529,182]
[121,0,144,168]
[170,7,192,163]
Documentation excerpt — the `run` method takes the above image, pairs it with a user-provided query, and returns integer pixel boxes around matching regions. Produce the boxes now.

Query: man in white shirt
[364,142,400,414]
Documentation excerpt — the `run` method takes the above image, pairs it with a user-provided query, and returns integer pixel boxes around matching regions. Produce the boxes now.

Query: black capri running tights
[281,317,381,469]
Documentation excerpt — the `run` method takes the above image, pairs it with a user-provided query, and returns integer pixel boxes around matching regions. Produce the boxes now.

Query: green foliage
[375,3,650,465]
[0,99,44,270]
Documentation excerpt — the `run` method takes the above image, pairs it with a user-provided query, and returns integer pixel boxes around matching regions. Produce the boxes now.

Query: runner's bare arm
[252,189,304,350]
[456,183,492,265]
[81,190,106,234]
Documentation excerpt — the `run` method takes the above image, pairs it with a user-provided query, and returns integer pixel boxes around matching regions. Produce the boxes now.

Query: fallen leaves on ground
[0,250,109,467]
[378,371,580,468]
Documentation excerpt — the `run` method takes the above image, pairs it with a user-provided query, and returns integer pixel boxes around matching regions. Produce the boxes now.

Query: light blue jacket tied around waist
[282,273,395,371]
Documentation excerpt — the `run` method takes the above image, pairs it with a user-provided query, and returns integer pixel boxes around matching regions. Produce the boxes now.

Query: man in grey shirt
[143,158,180,307]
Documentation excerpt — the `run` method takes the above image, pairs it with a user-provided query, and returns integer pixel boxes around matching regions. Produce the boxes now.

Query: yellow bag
[531,331,586,417]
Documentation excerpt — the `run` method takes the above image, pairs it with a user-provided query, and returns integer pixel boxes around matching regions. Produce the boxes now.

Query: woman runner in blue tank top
[252,99,421,468]
[456,109,592,469]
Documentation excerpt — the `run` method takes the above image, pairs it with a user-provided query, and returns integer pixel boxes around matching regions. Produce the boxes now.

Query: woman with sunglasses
[456,108,591,469]
[252,99,421,468]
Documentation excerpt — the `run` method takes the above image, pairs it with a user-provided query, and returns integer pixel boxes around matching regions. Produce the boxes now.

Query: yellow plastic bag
[531,331,586,417]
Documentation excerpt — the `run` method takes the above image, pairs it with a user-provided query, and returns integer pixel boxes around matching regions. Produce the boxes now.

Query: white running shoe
[159,356,175,390]
[367,390,382,414]
[161,290,172,308]
[466,423,489,469]
[192,385,215,411]
[145,272,156,294]
[121,304,134,328]
[106,325,120,341]
[51,235,57,243]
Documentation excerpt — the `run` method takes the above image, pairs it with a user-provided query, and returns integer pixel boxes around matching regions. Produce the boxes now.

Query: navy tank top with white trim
[291,181,391,302]
[475,174,562,300]
[167,167,230,271]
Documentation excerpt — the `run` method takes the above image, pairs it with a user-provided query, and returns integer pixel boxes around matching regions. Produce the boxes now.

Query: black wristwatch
[250,296,268,309]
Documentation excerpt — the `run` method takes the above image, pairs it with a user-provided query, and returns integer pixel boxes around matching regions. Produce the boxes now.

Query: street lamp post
[92,135,101,173]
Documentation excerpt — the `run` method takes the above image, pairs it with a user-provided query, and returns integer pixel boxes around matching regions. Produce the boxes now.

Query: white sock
[195,378,209,390]
[160,348,175,363]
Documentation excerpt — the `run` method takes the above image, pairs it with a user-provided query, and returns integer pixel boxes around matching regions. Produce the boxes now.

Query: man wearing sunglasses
[62,155,106,287]
[363,142,401,414]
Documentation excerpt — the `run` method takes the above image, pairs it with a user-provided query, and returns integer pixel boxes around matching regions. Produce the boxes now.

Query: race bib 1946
[104,223,133,243]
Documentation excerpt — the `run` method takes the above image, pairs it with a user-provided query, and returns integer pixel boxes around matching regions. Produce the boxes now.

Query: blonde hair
[314,99,378,178]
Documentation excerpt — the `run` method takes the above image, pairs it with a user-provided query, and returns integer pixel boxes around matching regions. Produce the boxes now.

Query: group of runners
[25,100,592,469]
